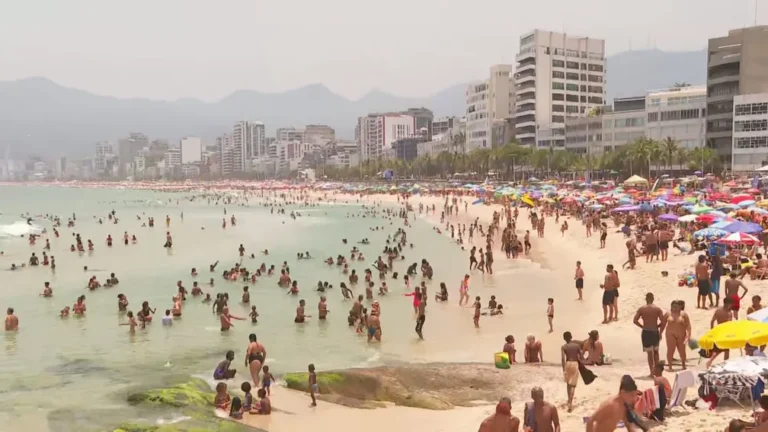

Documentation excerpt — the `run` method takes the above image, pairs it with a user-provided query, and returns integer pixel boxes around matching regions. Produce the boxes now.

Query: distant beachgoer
[525,334,542,363]
[245,334,266,386]
[547,298,554,333]
[561,331,581,413]
[575,261,585,300]
[5,308,18,331]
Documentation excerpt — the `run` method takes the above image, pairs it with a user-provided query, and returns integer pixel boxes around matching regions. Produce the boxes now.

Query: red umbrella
[731,195,753,204]
[748,188,761,194]
[716,232,760,246]
[697,214,722,223]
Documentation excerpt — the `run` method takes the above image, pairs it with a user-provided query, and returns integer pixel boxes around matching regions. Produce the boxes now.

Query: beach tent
[623,175,649,187]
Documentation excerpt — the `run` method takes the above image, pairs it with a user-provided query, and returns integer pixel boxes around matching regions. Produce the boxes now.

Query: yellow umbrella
[698,320,768,350]
[757,200,768,209]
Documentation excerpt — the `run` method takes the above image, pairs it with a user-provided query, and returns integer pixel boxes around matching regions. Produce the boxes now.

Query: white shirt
[162,316,173,326]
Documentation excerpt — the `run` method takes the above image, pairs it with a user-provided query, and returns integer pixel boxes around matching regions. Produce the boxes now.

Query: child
[488,295,497,309]
[202,293,212,303]
[162,309,173,326]
[60,306,70,318]
[213,350,237,380]
[249,306,259,324]
[229,396,243,419]
[356,308,368,334]
[241,382,253,411]
[261,365,275,396]
[308,363,318,407]
[214,382,231,410]
[472,296,481,328]
[256,388,271,414]
[546,298,554,333]
[120,311,137,332]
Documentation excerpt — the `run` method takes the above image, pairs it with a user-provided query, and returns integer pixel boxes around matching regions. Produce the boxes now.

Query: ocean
[0,186,562,431]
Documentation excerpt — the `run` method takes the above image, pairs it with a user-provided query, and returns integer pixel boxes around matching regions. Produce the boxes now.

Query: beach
[0,184,761,431]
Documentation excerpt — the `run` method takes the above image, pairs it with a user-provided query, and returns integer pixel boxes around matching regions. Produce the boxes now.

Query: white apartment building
[276,127,305,143]
[95,141,114,172]
[180,136,202,164]
[645,86,706,149]
[304,125,335,148]
[357,114,415,161]
[514,30,606,149]
[465,65,514,151]
[163,149,181,168]
[133,155,146,173]
[731,93,768,171]
[233,121,266,171]
[216,134,234,176]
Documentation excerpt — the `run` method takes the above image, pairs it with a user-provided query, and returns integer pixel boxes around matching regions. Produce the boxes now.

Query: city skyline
[0,0,763,101]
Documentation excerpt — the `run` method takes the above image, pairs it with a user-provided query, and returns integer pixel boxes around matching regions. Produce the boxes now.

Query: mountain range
[0,48,707,157]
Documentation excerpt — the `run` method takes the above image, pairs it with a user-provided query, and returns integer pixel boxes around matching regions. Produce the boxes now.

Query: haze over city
[0,0,763,101]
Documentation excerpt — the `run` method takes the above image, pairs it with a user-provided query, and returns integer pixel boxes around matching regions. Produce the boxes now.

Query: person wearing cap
[479,396,520,432]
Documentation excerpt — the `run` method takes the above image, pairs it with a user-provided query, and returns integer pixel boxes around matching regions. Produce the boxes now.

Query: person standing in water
[5,308,18,331]
[415,292,426,339]
[245,334,266,387]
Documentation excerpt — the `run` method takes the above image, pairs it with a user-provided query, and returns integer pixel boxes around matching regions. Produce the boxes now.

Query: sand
[236,192,764,432]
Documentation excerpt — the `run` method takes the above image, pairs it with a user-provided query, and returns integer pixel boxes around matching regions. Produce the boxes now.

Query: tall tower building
[232,121,266,171]
[706,26,768,168]
[513,30,606,149]
[465,65,514,151]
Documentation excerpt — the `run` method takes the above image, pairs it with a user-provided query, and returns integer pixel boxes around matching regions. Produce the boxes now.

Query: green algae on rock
[126,378,214,408]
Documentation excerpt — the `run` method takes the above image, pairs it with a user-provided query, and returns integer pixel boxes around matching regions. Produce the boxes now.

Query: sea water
[0,186,562,431]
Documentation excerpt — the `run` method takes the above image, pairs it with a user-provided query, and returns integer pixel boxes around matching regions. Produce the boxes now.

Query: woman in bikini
[245,334,266,387]
[663,300,691,371]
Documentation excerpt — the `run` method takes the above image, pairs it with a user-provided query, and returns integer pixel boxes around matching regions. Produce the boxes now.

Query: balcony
[708,74,740,86]
[707,93,736,104]
[516,93,536,103]
[709,52,741,68]
[516,117,536,128]
[516,105,535,117]
[517,86,535,96]
[516,125,536,136]
[516,74,535,84]
[516,49,535,62]
[516,63,535,74]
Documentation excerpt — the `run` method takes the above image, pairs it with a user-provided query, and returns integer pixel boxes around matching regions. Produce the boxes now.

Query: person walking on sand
[546,298,554,333]
[479,397,520,432]
[600,265,618,323]
[459,274,470,306]
[561,331,582,413]
[633,293,665,376]
[574,261,585,300]
[523,387,560,432]
[622,235,640,270]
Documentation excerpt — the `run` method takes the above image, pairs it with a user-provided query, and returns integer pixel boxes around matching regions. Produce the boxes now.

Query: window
[736,136,768,148]
[648,112,659,122]
[661,110,681,122]
[566,105,579,114]
[552,104,565,112]
[520,34,534,45]
[552,71,565,79]
[588,97,603,104]
[552,93,564,101]
[566,94,579,102]
[566,83,578,91]
[588,75,603,83]
[603,120,612,129]
[588,64,604,72]
[552,82,565,90]
[552,115,564,123]
[552,59,565,68]
[581,63,587,70]
[735,119,768,132]
[566,61,579,69]
[566,72,579,80]
[580,74,587,81]
[580,85,587,92]
[680,109,699,120]
[588,86,603,94]
[735,102,768,116]
[580,96,587,103]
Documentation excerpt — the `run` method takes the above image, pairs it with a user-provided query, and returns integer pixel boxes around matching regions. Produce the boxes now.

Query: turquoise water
[0,186,562,431]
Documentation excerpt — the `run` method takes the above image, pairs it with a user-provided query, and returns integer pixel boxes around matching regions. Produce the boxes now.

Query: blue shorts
[711,278,720,295]
[311,384,319,393]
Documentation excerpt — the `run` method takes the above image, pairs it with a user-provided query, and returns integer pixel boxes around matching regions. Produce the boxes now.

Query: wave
[0,221,44,238]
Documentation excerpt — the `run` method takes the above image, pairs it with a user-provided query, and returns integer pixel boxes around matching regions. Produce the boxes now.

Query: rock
[126,378,214,408]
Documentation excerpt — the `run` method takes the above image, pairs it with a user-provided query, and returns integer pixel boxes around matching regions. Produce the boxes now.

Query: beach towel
[579,362,597,385]
[670,369,695,407]
[524,402,536,431]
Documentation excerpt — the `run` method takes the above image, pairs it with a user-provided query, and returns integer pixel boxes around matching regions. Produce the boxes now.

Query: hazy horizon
[0,0,763,101]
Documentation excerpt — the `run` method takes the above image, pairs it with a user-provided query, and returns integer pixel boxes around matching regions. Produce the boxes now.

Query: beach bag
[494,352,511,369]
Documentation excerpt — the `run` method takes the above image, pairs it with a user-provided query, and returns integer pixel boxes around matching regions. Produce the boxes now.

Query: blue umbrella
[693,228,728,241]
[738,200,757,208]
[722,221,764,234]
[639,203,654,213]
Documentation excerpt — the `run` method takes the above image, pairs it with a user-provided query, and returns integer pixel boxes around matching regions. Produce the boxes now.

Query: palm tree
[660,137,679,174]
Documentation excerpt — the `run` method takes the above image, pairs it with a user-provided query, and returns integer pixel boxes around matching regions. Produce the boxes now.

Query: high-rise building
[95,141,114,174]
[303,125,336,148]
[466,64,514,151]
[432,117,459,137]
[180,136,202,164]
[706,26,768,167]
[646,86,707,149]
[216,134,234,176]
[118,133,149,177]
[514,30,606,149]
[403,108,434,140]
[731,93,768,171]
[276,127,305,143]
[232,121,266,170]
[357,113,415,161]
[163,149,181,169]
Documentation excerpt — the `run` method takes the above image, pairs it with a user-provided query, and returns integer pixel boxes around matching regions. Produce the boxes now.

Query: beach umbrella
[693,227,728,241]
[716,232,760,246]
[747,207,768,215]
[698,320,768,350]
[638,203,654,213]
[722,221,765,234]
[696,213,722,223]
[691,204,714,214]
[658,213,678,222]
[758,200,768,209]
[731,195,753,204]
[678,214,698,222]
[747,308,768,323]
[738,200,757,208]
[748,188,761,194]
[612,205,640,213]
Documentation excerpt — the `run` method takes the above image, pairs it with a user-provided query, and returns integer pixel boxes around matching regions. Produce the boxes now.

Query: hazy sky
[0,0,763,101]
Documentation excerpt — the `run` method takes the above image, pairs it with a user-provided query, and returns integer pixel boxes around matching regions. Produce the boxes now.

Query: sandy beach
[232,191,768,432]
